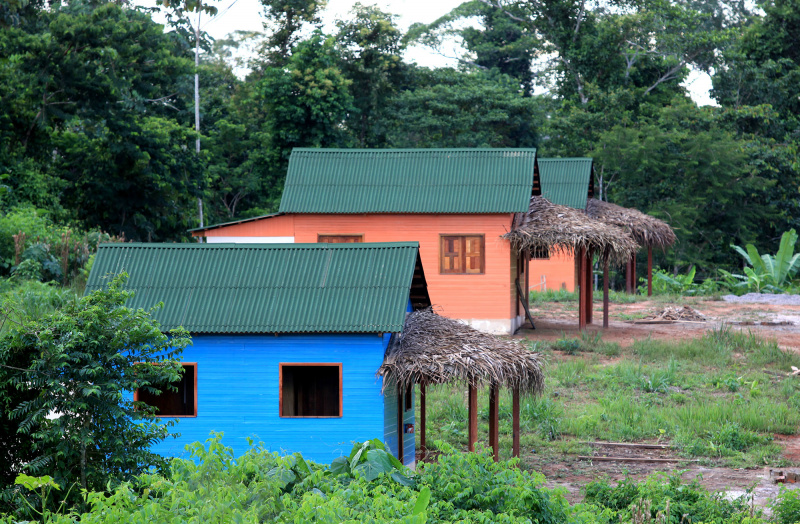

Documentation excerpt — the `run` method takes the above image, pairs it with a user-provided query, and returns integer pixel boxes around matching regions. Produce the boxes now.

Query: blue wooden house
[86,242,430,465]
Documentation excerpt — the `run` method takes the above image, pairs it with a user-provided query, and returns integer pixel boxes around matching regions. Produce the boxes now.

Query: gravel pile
[722,293,800,306]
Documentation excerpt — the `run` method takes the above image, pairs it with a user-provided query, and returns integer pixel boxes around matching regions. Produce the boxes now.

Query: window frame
[439,234,485,275]
[133,362,198,418]
[279,362,343,419]
[404,385,413,412]
[317,234,364,243]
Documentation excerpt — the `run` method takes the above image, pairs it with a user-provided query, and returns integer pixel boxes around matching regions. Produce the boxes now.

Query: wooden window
[134,363,197,418]
[440,235,484,274]
[530,246,550,260]
[318,235,363,243]
[404,385,413,412]
[280,363,342,418]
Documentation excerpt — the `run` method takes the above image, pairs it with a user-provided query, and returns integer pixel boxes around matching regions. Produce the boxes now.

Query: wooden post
[512,387,520,458]
[578,247,587,330]
[397,384,404,464]
[489,383,499,462]
[603,257,609,328]
[420,383,427,454]
[585,250,593,325]
[468,383,478,452]
[626,255,637,294]
[647,247,653,297]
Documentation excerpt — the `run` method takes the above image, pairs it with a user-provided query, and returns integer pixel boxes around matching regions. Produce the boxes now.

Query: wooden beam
[489,383,499,462]
[603,257,609,328]
[468,383,478,452]
[420,383,427,454]
[647,246,653,297]
[397,384,403,464]
[512,387,520,458]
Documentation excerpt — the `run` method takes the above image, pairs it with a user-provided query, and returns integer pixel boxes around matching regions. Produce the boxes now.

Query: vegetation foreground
[9,435,800,524]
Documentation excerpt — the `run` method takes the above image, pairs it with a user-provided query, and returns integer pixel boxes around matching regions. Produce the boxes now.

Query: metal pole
[195,4,204,238]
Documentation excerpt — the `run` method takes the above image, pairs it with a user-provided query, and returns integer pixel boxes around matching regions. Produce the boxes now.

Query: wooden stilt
[420,383,427,454]
[489,383,499,462]
[512,386,520,458]
[603,257,609,328]
[397,384,404,464]
[468,383,478,452]
[647,247,653,297]
[578,247,587,331]
[585,250,593,325]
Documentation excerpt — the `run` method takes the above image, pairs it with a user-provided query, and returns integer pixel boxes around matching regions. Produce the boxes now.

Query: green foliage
[6,434,615,523]
[584,472,758,522]
[772,487,800,524]
[0,274,190,512]
[725,229,800,293]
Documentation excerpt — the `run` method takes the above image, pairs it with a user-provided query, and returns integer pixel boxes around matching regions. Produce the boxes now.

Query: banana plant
[729,229,800,291]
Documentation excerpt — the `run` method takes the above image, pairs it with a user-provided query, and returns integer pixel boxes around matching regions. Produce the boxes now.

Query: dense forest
[1,0,799,276]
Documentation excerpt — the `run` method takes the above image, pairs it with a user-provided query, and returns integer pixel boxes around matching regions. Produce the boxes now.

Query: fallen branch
[582,442,671,450]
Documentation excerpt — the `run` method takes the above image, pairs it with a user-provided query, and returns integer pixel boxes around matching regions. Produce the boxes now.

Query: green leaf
[330,456,350,476]
[391,471,416,487]
[353,449,394,481]
[15,474,60,491]
[413,486,431,515]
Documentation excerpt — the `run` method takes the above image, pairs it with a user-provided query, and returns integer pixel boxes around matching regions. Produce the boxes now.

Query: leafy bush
[4,436,618,523]
[772,487,800,524]
[584,471,759,522]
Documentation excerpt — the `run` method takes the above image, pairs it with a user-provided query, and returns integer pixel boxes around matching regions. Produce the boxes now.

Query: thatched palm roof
[378,308,544,395]
[586,199,676,249]
[504,196,638,266]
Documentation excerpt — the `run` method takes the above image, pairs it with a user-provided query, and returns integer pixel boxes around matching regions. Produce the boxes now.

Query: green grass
[417,327,800,468]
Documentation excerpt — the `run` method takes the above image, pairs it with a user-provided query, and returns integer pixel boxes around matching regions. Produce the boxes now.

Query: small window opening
[135,363,197,417]
[404,385,413,412]
[280,364,342,417]
[530,246,550,260]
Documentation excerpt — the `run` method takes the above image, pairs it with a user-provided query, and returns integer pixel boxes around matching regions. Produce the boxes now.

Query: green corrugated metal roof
[537,158,593,209]
[278,148,537,214]
[86,242,425,334]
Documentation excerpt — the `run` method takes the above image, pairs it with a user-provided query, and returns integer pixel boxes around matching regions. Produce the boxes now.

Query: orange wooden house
[191,149,538,334]
[527,158,594,293]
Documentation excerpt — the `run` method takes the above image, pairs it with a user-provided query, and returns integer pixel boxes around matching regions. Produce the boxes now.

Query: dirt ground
[513,297,800,507]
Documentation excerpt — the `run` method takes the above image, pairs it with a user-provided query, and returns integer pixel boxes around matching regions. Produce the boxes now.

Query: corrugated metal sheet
[279,148,537,214]
[86,242,422,334]
[538,158,593,209]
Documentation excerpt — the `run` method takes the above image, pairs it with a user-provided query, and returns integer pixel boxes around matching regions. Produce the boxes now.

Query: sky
[137,0,716,106]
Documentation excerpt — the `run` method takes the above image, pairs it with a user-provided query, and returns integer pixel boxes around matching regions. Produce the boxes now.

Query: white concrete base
[459,316,524,335]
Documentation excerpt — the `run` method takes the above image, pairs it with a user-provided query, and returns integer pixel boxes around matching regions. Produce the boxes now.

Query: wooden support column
[512,386,520,458]
[420,383,427,454]
[489,383,499,462]
[647,247,653,297]
[585,250,593,325]
[468,383,478,452]
[626,255,637,294]
[397,384,404,464]
[578,247,587,331]
[603,257,609,328]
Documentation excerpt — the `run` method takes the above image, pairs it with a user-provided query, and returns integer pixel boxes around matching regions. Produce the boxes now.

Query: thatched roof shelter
[504,196,638,265]
[586,198,676,249]
[378,308,544,396]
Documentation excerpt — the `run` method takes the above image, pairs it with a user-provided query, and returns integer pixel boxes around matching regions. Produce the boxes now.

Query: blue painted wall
[150,333,393,464]
[383,379,416,467]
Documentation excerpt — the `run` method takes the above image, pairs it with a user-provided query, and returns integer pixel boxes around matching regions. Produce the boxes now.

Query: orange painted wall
[200,214,517,322]
[528,251,576,293]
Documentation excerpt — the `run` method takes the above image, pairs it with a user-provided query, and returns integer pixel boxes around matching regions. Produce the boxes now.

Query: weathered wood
[420,383,427,454]
[397,384,404,464]
[647,246,653,297]
[489,383,499,462]
[603,258,609,328]
[585,250,593,325]
[583,441,672,449]
[468,383,478,452]
[578,248,587,331]
[512,387,520,458]
[578,456,697,463]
